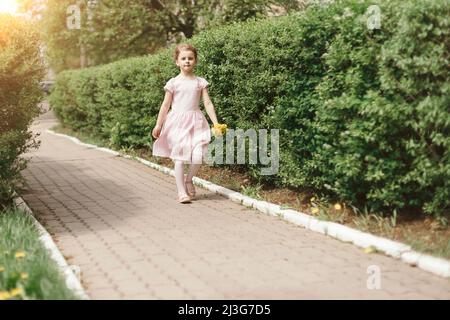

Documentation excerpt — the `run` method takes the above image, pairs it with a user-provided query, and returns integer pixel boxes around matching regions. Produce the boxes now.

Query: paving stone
[19,109,450,300]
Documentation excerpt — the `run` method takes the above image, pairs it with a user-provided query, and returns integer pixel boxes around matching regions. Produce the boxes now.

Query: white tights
[173,160,201,197]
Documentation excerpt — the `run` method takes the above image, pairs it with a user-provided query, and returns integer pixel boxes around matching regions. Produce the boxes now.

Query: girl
[152,44,221,204]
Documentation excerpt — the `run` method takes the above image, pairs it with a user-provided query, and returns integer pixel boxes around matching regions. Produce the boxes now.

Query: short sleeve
[164,78,174,93]
[198,77,209,90]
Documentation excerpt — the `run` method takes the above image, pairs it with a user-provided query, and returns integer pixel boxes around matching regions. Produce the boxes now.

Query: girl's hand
[152,125,162,139]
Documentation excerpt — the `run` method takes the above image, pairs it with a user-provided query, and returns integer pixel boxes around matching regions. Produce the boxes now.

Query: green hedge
[0,15,45,207]
[49,0,450,217]
[312,0,450,215]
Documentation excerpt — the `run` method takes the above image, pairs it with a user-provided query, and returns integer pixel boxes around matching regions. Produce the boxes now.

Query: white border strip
[46,129,450,278]
[13,194,90,300]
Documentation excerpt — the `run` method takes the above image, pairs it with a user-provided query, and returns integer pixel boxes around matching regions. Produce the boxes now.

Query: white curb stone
[13,195,89,300]
[222,188,239,198]
[254,201,272,215]
[136,158,152,167]
[401,251,422,266]
[326,222,350,238]
[281,210,312,228]
[417,256,450,278]
[371,238,411,259]
[207,184,222,194]
[308,219,328,235]
[265,203,282,217]
[82,143,98,149]
[327,223,361,243]
[45,129,450,279]
[227,191,245,203]
[399,251,450,277]
[401,251,450,278]
[97,147,120,156]
[242,196,258,208]
[351,233,379,249]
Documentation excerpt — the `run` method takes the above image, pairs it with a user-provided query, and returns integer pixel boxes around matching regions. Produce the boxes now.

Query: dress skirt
[152,109,211,164]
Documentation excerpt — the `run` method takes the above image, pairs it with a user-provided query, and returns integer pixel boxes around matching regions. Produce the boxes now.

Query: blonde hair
[174,43,198,61]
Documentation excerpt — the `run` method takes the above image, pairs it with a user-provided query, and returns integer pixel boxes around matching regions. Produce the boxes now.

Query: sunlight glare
[0,0,18,15]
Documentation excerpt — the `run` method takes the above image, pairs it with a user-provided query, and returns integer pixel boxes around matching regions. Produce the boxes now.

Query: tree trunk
[80,43,87,68]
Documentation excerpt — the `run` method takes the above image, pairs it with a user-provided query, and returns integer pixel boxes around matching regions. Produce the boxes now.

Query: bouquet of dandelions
[211,123,227,137]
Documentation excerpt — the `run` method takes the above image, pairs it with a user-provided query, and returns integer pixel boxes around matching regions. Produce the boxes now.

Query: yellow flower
[334,203,342,210]
[0,291,11,300]
[363,246,377,254]
[211,127,222,136]
[311,207,319,215]
[15,251,26,259]
[211,123,227,136]
[9,288,23,297]
[310,197,316,202]
[0,266,5,272]
[20,272,29,280]
[213,123,227,130]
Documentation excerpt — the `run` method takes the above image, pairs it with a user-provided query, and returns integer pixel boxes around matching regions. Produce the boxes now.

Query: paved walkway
[20,109,450,299]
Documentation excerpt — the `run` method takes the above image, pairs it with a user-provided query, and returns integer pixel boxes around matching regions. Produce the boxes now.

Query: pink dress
[152,76,211,164]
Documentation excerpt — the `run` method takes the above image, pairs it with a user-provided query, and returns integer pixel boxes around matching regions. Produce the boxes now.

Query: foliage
[37,0,302,71]
[0,14,45,207]
[49,0,450,217]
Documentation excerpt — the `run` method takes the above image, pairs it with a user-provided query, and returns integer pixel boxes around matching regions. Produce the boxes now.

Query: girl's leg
[186,163,201,183]
[173,160,188,197]
[185,163,201,197]
[187,143,204,182]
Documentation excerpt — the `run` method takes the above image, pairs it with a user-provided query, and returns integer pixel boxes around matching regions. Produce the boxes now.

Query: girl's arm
[152,91,172,139]
[201,88,218,125]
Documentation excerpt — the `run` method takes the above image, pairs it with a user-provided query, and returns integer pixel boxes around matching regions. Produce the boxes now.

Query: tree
[36,0,304,71]
[39,0,83,71]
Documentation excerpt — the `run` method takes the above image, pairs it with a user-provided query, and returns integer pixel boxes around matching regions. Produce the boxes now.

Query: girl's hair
[174,43,198,61]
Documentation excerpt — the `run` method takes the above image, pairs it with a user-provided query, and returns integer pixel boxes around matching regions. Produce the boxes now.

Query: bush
[312,0,450,215]
[0,15,45,207]
[49,0,449,217]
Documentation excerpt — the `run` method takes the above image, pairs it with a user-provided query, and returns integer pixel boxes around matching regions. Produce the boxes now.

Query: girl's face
[176,50,196,73]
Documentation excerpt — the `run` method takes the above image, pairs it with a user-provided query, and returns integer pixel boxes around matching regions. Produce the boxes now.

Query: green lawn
[0,207,79,300]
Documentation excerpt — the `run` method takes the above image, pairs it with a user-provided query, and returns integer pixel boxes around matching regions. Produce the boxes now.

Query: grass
[0,207,79,300]
[52,124,450,260]
[404,231,450,258]
[50,124,106,148]
[240,184,264,200]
